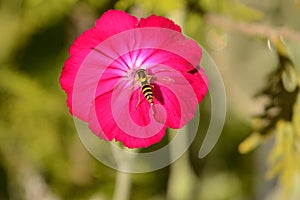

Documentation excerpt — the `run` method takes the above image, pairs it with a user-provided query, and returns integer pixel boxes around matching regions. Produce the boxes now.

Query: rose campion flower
[60,10,208,148]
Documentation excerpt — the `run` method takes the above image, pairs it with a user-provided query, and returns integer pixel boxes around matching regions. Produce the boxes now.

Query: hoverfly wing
[151,74,193,85]
[150,67,197,85]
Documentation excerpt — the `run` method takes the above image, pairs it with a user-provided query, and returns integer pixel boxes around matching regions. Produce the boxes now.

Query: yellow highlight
[238,132,262,154]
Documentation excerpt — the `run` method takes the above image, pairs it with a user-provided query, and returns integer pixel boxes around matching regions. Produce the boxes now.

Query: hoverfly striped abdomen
[142,83,154,105]
[135,69,154,107]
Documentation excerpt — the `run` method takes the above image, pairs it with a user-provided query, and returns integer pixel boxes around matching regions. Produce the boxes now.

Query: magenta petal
[60,49,91,93]
[94,10,138,39]
[88,79,168,148]
[60,49,93,116]
[154,86,181,127]
[95,67,125,97]
[69,28,203,121]
[152,67,202,128]
[64,10,138,99]
[88,91,115,141]
[69,28,99,55]
[155,86,191,128]
[128,88,167,126]
[60,17,209,148]
[70,10,138,55]
[128,88,151,126]
[110,79,167,139]
[115,126,167,148]
[141,49,198,73]
[185,69,208,103]
[61,10,139,120]
[61,47,121,120]
[139,15,181,32]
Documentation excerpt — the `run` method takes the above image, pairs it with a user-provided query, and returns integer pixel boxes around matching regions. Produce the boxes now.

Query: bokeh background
[1,0,300,200]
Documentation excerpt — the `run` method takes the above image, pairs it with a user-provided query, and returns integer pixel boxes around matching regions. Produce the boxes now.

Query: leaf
[265,159,283,180]
[114,0,135,10]
[227,1,263,21]
[271,36,288,56]
[136,0,184,15]
[281,63,298,92]
[292,95,300,137]
[265,119,300,197]
[238,132,262,154]
[199,0,263,21]
[267,121,285,164]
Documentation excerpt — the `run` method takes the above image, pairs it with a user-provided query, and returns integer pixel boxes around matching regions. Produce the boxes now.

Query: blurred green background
[1,0,300,200]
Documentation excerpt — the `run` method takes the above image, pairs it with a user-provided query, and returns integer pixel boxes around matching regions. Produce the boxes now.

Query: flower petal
[88,79,168,148]
[95,10,138,41]
[60,10,209,149]
[115,126,167,148]
[186,68,208,103]
[153,68,204,128]
[60,49,92,116]
[60,48,121,121]
[139,15,181,32]
[61,10,139,120]
[70,10,138,55]
[141,49,197,73]
[88,91,116,141]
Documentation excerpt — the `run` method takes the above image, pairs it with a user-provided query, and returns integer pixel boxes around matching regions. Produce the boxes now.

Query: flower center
[126,67,149,81]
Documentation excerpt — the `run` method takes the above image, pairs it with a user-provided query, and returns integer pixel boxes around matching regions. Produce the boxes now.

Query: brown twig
[204,14,300,43]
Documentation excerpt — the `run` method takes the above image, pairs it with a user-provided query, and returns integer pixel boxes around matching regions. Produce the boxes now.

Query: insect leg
[136,88,142,109]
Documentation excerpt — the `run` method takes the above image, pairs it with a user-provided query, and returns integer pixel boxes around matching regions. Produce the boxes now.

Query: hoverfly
[135,69,154,108]
[134,67,194,108]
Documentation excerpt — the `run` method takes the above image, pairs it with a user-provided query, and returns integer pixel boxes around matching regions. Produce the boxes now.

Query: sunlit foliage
[239,37,300,198]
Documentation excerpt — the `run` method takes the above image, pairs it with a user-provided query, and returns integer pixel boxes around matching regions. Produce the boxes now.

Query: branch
[204,14,300,43]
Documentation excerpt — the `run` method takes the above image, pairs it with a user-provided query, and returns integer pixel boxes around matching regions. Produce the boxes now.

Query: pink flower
[60,10,208,148]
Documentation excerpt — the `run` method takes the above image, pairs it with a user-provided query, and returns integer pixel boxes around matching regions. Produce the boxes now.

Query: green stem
[111,145,136,200]
[112,170,132,200]
[166,128,197,200]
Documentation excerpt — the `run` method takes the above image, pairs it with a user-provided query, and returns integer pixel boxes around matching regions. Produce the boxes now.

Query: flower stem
[111,145,136,200]
[166,128,197,200]
[112,170,132,200]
